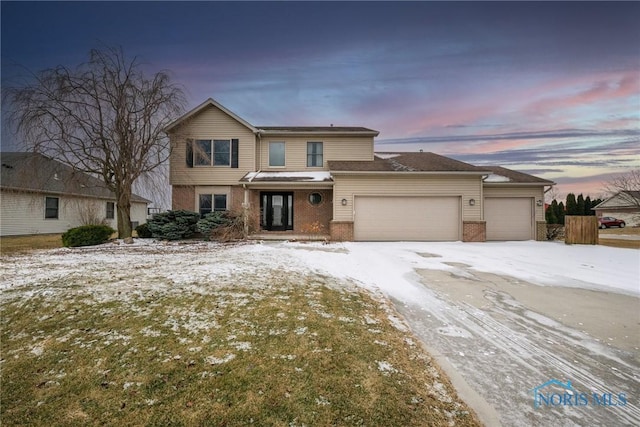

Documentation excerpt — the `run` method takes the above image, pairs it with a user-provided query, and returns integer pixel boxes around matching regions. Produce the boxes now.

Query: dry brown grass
[598,226,640,249]
[0,255,481,427]
[0,234,63,255]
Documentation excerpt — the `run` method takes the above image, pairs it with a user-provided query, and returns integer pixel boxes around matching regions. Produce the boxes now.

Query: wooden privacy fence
[565,216,599,245]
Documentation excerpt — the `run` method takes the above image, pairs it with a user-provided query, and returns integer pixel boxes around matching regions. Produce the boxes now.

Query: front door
[261,192,293,231]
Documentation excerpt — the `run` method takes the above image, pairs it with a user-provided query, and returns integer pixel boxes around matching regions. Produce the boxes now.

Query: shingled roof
[483,166,555,185]
[1,152,150,203]
[329,152,490,173]
[257,126,378,135]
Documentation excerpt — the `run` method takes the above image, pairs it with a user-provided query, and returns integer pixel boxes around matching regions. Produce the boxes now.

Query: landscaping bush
[135,222,152,238]
[147,210,200,240]
[61,225,115,247]
[210,210,247,242]
[196,212,231,240]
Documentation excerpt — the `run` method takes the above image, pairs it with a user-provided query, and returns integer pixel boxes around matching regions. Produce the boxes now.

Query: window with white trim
[106,202,115,219]
[269,142,285,167]
[194,139,231,166]
[307,142,323,167]
[199,194,227,217]
[187,139,238,168]
[45,196,59,219]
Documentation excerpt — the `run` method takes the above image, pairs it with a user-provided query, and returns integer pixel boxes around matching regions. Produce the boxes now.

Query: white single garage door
[354,196,460,241]
[485,197,533,241]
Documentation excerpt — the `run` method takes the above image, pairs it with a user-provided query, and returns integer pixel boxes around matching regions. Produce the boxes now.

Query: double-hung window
[45,196,59,219]
[199,194,227,217]
[193,139,232,167]
[307,142,323,167]
[269,142,286,167]
[106,202,115,219]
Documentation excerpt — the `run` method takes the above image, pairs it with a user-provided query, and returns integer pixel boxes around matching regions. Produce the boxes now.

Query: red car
[598,216,626,229]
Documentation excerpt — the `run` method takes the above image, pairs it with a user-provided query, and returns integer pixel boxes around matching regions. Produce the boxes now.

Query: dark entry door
[261,192,293,231]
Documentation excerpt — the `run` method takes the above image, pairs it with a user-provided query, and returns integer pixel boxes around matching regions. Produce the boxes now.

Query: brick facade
[536,221,547,241]
[463,221,486,242]
[330,221,354,241]
[172,185,195,211]
[246,189,333,236]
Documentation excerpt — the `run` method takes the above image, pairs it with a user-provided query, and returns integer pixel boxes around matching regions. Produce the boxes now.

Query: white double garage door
[353,196,533,241]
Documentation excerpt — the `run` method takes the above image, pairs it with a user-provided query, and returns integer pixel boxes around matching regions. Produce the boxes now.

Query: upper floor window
[269,142,286,167]
[187,139,238,168]
[106,202,115,219]
[45,196,59,219]
[307,142,323,167]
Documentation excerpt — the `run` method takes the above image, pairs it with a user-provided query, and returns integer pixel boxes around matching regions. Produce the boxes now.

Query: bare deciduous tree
[4,46,186,237]
[603,169,640,207]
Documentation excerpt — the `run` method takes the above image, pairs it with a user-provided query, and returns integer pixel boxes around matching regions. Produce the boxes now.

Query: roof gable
[593,191,640,209]
[1,152,150,203]
[164,98,257,133]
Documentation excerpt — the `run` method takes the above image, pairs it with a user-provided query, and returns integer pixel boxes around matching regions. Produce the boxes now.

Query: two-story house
[167,99,554,241]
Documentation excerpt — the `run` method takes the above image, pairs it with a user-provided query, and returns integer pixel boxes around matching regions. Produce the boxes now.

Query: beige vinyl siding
[483,186,545,221]
[333,174,482,222]
[259,136,374,171]
[0,190,148,236]
[169,105,256,186]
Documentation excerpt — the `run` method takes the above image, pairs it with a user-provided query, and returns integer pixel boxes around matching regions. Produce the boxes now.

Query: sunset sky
[2,1,639,198]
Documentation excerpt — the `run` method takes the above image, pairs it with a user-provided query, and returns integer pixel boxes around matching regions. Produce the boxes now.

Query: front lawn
[0,242,480,426]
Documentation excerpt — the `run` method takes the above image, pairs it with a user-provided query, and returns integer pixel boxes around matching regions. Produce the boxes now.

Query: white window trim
[268,141,286,168]
[44,196,60,220]
[307,141,323,168]
[194,139,232,168]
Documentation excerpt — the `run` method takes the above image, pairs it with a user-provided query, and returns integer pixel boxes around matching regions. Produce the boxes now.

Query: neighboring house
[1,152,150,236]
[592,191,640,227]
[167,98,554,241]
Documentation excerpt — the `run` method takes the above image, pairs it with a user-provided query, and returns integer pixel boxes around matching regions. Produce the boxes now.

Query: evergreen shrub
[135,223,153,238]
[147,210,200,240]
[196,212,231,239]
[61,225,115,247]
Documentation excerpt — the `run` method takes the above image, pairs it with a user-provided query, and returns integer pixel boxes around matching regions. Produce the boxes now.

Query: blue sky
[2,1,639,198]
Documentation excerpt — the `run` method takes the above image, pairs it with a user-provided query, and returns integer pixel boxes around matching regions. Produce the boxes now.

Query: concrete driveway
[395,259,639,426]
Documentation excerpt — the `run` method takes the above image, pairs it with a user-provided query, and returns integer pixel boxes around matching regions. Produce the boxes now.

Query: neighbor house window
[307,142,323,167]
[269,142,285,167]
[199,194,227,217]
[195,140,213,166]
[45,196,59,219]
[106,202,115,219]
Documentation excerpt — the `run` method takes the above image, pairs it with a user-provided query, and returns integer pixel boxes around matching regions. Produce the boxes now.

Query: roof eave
[1,185,150,203]
[258,129,379,137]
[330,170,490,175]
[483,181,556,187]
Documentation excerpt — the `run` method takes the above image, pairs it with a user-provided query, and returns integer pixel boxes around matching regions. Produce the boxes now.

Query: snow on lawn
[270,240,639,300]
[2,240,637,302]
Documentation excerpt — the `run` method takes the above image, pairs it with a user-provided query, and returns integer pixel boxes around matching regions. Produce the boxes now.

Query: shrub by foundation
[61,225,115,247]
[147,210,200,240]
[135,223,152,238]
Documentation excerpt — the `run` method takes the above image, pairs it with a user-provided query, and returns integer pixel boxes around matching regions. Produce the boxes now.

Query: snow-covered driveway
[1,240,638,426]
[270,240,640,426]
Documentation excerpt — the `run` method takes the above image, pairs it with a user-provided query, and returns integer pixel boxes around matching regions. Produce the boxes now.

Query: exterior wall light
[341,198,348,206]
[469,198,476,206]
[536,200,543,207]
